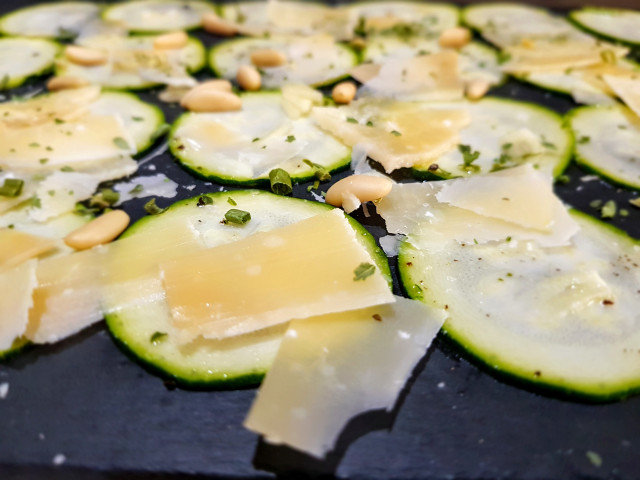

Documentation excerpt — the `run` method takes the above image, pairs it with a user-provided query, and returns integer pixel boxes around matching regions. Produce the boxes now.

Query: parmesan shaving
[0,260,37,351]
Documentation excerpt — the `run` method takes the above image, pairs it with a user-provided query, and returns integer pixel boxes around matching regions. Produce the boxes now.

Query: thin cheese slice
[0,229,57,270]
[244,296,446,458]
[376,171,579,249]
[603,74,640,119]
[26,216,202,344]
[0,260,37,351]
[161,209,394,342]
[352,51,464,101]
[502,41,628,74]
[312,99,470,172]
[0,86,101,128]
[0,114,135,171]
[435,164,556,232]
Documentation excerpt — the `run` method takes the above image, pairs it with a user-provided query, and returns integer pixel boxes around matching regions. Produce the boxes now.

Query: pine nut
[64,45,108,66]
[250,49,286,68]
[46,75,90,91]
[202,12,238,36]
[438,27,472,49]
[325,175,393,212]
[332,81,357,104]
[153,30,189,50]
[64,210,130,251]
[236,65,261,91]
[180,88,242,112]
[197,79,233,92]
[466,79,491,100]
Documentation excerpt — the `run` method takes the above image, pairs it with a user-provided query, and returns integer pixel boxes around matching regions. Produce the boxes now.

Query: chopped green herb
[89,188,119,209]
[29,142,40,148]
[620,209,629,217]
[227,197,237,206]
[29,196,41,209]
[269,168,292,196]
[586,451,603,468]
[224,208,251,225]
[60,166,74,172]
[39,158,49,164]
[353,262,376,281]
[129,184,144,195]
[601,200,617,219]
[577,135,590,144]
[74,202,99,216]
[302,159,331,182]
[113,137,130,150]
[131,116,144,122]
[197,195,213,207]
[0,178,24,197]
[150,331,168,344]
[540,136,556,150]
[285,135,296,143]
[144,198,166,215]
[366,120,374,127]
[47,190,55,197]
[505,236,512,242]
[54,118,65,124]
[390,130,402,136]
[590,199,603,208]
[502,143,512,151]
[600,49,616,64]
[346,117,358,124]
[458,144,481,172]
[252,137,260,142]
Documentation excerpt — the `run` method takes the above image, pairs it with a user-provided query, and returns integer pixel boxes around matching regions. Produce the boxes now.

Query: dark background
[1,1,640,479]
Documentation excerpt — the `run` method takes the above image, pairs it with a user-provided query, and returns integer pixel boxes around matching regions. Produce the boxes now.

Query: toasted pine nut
[64,45,108,66]
[196,79,233,92]
[236,65,261,91]
[153,30,189,50]
[64,210,130,251]
[325,175,393,212]
[466,79,491,100]
[250,49,286,68]
[438,27,472,49]
[202,12,238,36]
[46,75,90,91]
[332,81,357,104]
[180,88,242,112]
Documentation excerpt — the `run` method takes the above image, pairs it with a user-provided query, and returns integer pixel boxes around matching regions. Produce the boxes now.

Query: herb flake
[353,262,376,281]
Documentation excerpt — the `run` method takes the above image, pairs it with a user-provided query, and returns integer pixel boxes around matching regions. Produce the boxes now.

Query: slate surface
[1,1,640,479]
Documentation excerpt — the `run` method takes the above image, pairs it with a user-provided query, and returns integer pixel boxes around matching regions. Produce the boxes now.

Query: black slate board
[1,1,640,479]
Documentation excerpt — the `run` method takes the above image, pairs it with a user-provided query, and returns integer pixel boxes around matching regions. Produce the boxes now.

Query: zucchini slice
[56,35,205,90]
[106,190,391,387]
[568,104,640,190]
[209,36,358,89]
[363,37,504,88]
[0,38,60,90]
[348,1,459,37]
[462,2,588,48]
[399,210,640,401]
[219,1,354,40]
[0,2,100,39]
[169,91,350,185]
[570,8,640,47]
[102,0,215,33]
[412,97,572,179]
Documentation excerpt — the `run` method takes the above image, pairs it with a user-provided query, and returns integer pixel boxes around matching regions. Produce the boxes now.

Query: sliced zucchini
[400,210,640,401]
[462,2,588,48]
[219,1,354,40]
[0,337,30,362]
[102,0,215,33]
[88,91,165,154]
[0,2,100,39]
[348,1,459,37]
[568,104,640,190]
[412,97,572,179]
[209,35,358,89]
[363,37,504,87]
[169,91,350,185]
[56,35,205,90]
[570,8,640,47]
[106,190,391,387]
[0,38,60,90]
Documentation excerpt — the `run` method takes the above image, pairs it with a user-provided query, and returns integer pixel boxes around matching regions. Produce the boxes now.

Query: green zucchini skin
[0,337,31,362]
[568,8,640,48]
[410,97,574,181]
[399,209,640,402]
[106,190,391,388]
[0,37,61,90]
[567,104,640,191]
